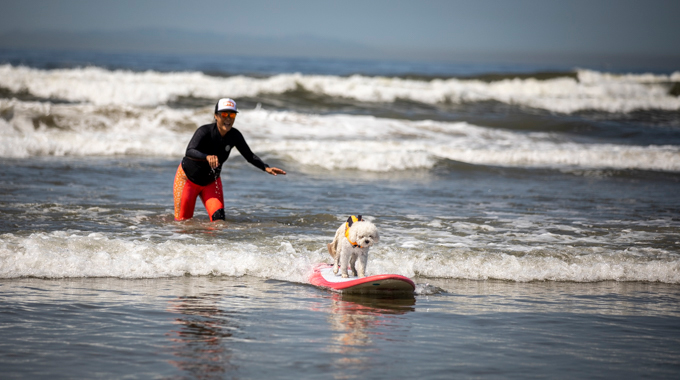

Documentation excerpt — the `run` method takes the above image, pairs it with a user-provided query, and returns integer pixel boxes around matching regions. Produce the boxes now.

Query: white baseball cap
[215,98,239,113]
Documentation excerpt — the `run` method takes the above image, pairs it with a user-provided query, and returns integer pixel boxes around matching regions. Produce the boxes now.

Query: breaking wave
[2,98,679,172]
[1,64,679,113]
[1,231,678,283]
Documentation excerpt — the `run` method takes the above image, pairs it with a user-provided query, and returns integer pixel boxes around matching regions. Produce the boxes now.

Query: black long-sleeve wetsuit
[181,123,269,186]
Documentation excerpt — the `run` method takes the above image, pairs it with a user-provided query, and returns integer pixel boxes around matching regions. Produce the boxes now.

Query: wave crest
[2,99,679,172]
[1,64,679,113]
[2,232,678,283]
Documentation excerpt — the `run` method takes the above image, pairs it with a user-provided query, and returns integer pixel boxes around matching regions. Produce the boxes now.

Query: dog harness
[344,215,364,247]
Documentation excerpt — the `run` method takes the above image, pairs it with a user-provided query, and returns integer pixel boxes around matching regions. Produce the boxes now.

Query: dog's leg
[349,253,358,277]
[339,249,350,278]
[355,250,368,278]
[333,251,340,275]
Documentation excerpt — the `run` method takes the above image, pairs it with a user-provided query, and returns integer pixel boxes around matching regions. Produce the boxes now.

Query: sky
[1,0,679,67]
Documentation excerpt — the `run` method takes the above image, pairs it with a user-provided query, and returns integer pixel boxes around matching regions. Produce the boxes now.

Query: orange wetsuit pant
[173,164,224,221]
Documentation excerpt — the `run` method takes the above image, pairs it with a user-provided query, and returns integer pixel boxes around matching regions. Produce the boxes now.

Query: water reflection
[166,294,238,379]
[325,293,415,378]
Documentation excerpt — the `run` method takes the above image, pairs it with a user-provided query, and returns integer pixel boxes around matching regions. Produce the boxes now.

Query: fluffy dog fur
[327,218,379,278]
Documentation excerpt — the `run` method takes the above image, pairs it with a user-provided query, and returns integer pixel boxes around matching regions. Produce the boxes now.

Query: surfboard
[309,263,415,294]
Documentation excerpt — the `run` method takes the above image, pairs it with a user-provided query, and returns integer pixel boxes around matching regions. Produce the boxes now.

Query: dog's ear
[347,215,362,227]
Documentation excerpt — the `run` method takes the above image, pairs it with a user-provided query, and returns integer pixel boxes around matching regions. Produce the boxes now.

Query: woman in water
[173,98,286,221]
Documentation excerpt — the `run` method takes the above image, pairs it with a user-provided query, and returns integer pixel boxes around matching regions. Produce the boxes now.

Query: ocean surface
[1,48,679,379]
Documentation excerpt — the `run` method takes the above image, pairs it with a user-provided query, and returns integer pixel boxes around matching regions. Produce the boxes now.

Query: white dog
[327,215,379,278]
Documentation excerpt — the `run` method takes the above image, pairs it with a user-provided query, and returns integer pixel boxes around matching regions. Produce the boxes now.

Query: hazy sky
[1,0,679,65]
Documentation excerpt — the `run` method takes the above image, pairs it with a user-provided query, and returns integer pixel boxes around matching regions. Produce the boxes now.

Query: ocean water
[1,49,679,379]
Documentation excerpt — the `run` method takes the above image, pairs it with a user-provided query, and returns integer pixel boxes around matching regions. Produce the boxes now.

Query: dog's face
[348,221,379,248]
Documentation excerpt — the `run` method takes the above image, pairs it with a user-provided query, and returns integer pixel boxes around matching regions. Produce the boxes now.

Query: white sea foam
[2,99,679,171]
[383,247,680,283]
[1,64,678,113]
[1,231,678,283]
[0,231,323,282]
[0,98,196,157]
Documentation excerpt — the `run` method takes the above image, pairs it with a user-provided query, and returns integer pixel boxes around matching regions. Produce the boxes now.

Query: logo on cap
[216,98,238,114]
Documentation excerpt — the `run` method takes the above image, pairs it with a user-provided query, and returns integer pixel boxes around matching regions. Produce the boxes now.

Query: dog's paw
[341,273,348,278]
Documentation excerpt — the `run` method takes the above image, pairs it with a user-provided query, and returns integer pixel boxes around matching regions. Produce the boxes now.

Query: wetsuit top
[181,123,269,186]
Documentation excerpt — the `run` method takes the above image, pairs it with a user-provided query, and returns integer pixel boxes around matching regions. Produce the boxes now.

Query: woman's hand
[265,167,287,176]
[206,155,219,169]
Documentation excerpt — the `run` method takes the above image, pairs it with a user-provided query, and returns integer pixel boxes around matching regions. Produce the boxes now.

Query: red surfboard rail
[309,263,415,294]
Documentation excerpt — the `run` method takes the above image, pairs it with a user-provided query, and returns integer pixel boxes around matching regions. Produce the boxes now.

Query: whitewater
[1,99,679,172]
[1,64,679,113]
